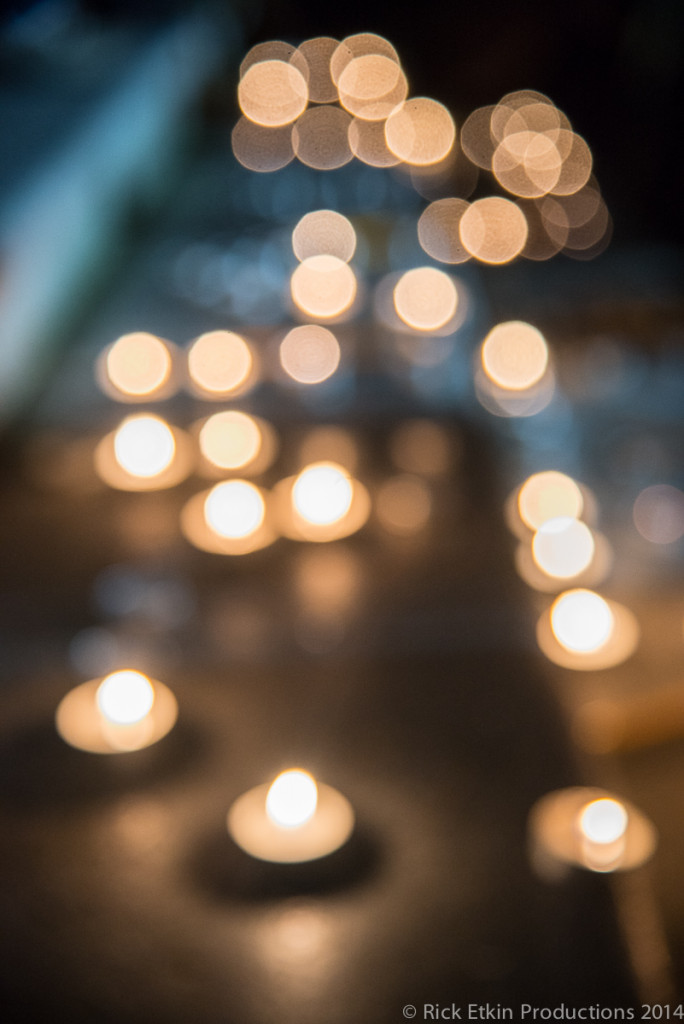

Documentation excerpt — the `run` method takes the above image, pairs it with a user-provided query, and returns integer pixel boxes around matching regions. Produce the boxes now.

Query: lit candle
[227,768,354,863]
[55,669,177,754]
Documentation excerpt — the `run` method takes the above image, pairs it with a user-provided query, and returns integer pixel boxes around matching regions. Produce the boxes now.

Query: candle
[55,669,178,754]
[227,768,355,863]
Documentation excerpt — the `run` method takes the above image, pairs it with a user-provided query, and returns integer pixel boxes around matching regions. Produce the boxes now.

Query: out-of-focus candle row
[55,669,353,864]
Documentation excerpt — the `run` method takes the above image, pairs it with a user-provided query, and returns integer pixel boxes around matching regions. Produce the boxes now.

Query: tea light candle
[227,768,355,863]
[55,669,178,753]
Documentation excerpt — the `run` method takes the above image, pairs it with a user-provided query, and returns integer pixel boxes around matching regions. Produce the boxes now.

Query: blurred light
[238,60,309,128]
[633,484,684,544]
[459,197,528,264]
[532,517,595,578]
[551,589,614,653]
[550,131,593,195]
[296,37,339,103]
[292,210,356,262]
[113,415,175,478]
[385,98,456,166]
[337,54,407,121]
[266,769,318,829]
[295,545,361,617]
[280,325,340,383]
[239,40,309,80]
[290,255,357,319]
[376,475,432,535]
[481,320,548,390]
[199,411,262,470]
[348,117,401,166]
[518,471,584,531]
[459,105,497,169]
[96,669,155,726]
[417,198,471,264]
[579,799,628,845]
[292,106,353,170]
[104,332,172,399]
[187,331,253,396]
[492,131,562,198]
[330,32,400,85]
[292,462,353,525]
[390,419,452,476]
[393,267,458,331]
[204,480,265,539]
[231,117,295,172]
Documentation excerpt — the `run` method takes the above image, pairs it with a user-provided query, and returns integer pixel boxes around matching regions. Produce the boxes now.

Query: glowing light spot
[393,267,458,331]
[490,90,559,141]
[266,769,318,828]
[231,117,294,172]
[330,32,400,85]
[459,197,528,264]
[337,54,407,121]
[376,475,432,535]
[290,255,357,319]
[579,799,628,844]
[550,131,593,196]
[96,670,155,725]
[481,320,548,390]
[292,106,353,170]
[385,98,456,166]
[239,40,309,80]
[113,415,175,478]
[518,471,584,531]
[105,333,172,398]
[532,517,595,578]
[238,60,308,128]
[187,331,253,396]
[459,105,497,170]
[292,462,353,525]
[292,210,356,263]
[204,480,265,539]
[551,589,614,653]
[296,37,339,103]
[280,325,340,384]
[347,117,400,166]
[199,411,262,470]
[492,131,562,198]
[417,198,471,264]
[633,484,684,544]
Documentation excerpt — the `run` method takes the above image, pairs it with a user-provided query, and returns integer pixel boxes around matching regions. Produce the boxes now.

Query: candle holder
[55,669,178,754]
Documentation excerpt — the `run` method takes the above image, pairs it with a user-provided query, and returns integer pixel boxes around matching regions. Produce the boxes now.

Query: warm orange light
[385,98,456,166]
[492,130,562,198]
[532,517,595,579]
[337,54,407,121]
[579,799,628,845]
[187,331,253,396]
[551,589,614,653]
[104,332,172,398]
[292,106,353,170]
[518,471,584,531]
[290,255,357,319]
[231,117,295,172]
[348,117,401,167]
[481,320,548,390]
[279,325,341,384]
[376,475,432,535]
[239,40,309,80]
[417,198,471,264]
[292,210,356,263]
[204,480,265,539]
[459,105,497,169]
[199,411,262,471]
[96,670,155,726]
[550,131,593,196]
[113,415,176,478]
[330,32,400,85]
[292,462,353,526]
[459,197,528,264]
[296,37,339,103]
[266,769,318,829]
[633,484,684,544]
[238,59,308,128]
[393,267,458,331]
